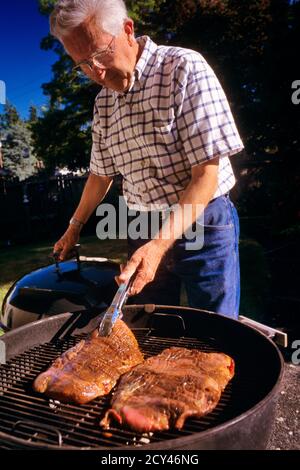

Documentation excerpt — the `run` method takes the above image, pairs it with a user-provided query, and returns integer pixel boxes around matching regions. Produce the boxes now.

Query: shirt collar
[115,36,157,97]
[134,36,158,83]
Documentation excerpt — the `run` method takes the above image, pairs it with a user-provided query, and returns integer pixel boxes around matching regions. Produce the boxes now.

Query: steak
[100,347,235,432]
[33,320,143,404]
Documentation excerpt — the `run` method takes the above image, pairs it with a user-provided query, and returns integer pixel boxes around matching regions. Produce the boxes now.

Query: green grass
[0,236,270,320]
[0,236,128,307]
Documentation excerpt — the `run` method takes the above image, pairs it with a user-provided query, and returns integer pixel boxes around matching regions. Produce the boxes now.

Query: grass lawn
[0,236,270,321]
[0,236,128,307]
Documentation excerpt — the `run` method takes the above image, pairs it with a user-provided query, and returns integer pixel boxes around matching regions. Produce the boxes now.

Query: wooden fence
[0,159,294,246]
[0,175,91,245]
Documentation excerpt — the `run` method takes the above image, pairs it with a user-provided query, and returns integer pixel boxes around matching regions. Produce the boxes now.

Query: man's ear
[124,18,134,40]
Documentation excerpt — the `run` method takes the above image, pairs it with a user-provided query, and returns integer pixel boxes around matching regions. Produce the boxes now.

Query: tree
[30,0,99,172]
[28,105,38,125]
[0,103,38,181]
[0,102,19,128]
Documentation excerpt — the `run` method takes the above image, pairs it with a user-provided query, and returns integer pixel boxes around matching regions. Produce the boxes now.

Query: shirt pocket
[153,106,175,130]
[146,107,178,149]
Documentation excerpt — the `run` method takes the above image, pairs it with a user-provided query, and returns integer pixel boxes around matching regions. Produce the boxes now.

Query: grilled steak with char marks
[101,347,235,432]
[33,320,143,404]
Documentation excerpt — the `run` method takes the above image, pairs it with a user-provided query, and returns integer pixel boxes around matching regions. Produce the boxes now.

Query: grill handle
[52,243,81,274]
[239,315,288,348]
[146,312,186,336]
[12,420,63,447]
[144,305,288,347]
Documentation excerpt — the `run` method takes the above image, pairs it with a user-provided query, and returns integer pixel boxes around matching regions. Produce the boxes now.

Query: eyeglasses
[72,36,115,77]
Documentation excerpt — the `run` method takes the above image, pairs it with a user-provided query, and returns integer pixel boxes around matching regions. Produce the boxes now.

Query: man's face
[63,17,139,93]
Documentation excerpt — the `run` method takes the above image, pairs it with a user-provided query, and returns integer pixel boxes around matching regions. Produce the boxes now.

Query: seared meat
[100,347,235,432]
[33,320,143,404]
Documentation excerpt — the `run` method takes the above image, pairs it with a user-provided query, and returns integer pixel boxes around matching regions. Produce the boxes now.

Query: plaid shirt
[90,36,244,211]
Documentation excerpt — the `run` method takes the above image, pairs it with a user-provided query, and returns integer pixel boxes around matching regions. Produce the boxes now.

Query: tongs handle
[98,271,136,337]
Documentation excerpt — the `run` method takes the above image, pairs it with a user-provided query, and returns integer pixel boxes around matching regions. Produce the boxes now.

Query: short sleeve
[177,55,244,166]
[90,103,118,177]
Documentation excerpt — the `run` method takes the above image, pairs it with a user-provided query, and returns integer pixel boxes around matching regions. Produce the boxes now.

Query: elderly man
[52,0,244,319]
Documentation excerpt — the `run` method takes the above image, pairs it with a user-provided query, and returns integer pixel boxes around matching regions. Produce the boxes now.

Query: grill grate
[0,330,260,449]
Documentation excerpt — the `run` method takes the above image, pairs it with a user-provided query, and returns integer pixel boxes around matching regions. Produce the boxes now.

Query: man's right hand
[53,225,80,261]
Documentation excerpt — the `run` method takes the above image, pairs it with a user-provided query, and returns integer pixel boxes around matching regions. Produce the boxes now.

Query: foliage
[0,103,38,181]
[28,105,38,125]
[30,0,98,171]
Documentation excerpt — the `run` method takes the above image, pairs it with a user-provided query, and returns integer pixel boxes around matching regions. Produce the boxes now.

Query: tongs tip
[98,274,135,337]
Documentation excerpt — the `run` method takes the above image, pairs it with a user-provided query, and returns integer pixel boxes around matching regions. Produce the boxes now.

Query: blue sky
[0,0,57,119]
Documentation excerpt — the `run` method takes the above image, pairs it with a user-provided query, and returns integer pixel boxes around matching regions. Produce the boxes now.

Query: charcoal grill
[0,305,284,450]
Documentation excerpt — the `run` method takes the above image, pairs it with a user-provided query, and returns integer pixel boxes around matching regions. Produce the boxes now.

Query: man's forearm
[72,173,113,226]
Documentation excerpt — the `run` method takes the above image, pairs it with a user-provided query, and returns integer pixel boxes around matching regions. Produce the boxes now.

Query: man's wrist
[69,217,85,231]
[151,237,173,254]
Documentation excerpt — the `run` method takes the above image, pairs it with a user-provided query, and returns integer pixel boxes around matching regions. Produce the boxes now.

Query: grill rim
[0,306,284,450]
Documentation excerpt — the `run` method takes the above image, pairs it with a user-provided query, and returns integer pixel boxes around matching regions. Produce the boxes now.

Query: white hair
[50,0,128,40]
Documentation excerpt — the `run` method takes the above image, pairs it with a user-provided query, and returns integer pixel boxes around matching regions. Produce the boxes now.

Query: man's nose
[92,60,106,72]
[92,64,106,77]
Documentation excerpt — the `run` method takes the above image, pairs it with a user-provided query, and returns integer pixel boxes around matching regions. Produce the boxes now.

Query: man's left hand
[115,240,167,296]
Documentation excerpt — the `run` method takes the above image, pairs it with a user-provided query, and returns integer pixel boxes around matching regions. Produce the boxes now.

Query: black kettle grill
[0,305,285,450]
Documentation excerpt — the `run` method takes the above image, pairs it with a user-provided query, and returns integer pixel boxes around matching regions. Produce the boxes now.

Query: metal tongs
[98,273,136,337]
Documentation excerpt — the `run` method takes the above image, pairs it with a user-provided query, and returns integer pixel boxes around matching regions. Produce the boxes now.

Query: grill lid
[1,257,119,324]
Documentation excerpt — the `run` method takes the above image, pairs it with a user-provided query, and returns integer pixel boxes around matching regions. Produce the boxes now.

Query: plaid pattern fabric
[90,36,244,210]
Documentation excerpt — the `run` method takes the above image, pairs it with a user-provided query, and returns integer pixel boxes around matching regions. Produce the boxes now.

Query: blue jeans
[127,194,240,319]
